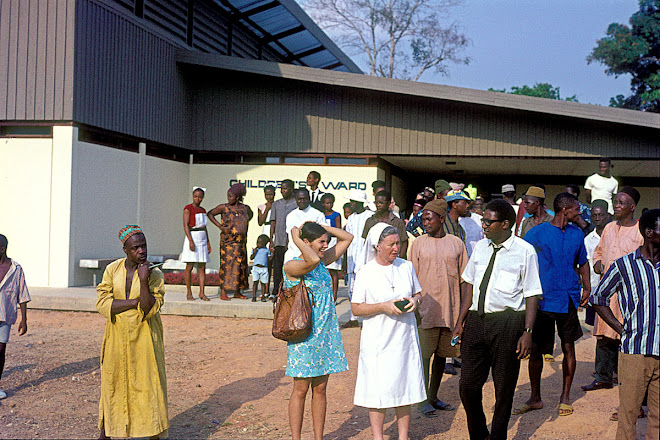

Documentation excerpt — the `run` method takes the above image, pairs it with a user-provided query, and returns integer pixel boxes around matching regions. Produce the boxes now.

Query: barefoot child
[322,194,342,301]
[251,235,272,302]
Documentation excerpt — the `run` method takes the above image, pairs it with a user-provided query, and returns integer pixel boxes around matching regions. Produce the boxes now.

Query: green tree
[488,83,578,102]
[302,0,470,81]
[587,0,660,112]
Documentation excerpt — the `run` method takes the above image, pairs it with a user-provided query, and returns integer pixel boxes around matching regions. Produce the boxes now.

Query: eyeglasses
[481,218,503,226]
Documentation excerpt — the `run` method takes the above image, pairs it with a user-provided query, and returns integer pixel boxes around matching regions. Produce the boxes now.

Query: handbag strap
[279,274,315,306]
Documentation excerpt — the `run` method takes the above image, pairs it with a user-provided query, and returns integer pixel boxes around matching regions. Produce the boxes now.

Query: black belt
[190,227,206,232]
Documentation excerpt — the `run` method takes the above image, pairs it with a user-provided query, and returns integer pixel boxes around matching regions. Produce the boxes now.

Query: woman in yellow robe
[96,226,168,438]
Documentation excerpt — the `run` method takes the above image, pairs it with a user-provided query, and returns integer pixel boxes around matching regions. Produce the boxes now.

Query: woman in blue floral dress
[283,221,353,440]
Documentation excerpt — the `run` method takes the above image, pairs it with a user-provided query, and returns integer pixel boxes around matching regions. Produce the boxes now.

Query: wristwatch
[524,328,533,333]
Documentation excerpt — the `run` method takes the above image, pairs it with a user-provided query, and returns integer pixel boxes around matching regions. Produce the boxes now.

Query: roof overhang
[177,50,660,130]
[214,0,362,73]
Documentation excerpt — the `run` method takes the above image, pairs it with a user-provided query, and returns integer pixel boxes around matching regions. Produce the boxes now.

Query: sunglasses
[481,218,503,226]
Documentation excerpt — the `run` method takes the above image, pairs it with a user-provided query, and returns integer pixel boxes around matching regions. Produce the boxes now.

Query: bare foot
[234,293,248,299]
[186,293,194,301]
[199,294,210,301]
[220,294,231,301]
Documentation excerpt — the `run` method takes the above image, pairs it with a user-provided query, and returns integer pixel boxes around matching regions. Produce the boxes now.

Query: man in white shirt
[584,158,618,214]
[343,190,374,327]
[284,189,328,262]
[454,199,542,440]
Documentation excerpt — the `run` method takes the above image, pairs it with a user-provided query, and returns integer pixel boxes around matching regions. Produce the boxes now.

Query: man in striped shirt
[0,234,31,400]
[591,209,659,440]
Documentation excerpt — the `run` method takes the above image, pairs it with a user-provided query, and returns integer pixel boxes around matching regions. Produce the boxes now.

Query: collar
[0,260,17,290]
[488,233,515,251]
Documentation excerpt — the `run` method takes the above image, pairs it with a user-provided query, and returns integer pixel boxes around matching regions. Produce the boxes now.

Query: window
[0,125,52,137]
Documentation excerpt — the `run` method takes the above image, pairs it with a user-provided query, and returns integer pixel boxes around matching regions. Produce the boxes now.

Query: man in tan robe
[582,187,643,393]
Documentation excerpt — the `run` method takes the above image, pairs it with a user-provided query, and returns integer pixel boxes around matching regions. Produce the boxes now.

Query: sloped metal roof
[214,0,362,73]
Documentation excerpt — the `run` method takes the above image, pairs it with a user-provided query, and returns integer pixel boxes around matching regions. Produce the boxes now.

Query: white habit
[352,258,426,409]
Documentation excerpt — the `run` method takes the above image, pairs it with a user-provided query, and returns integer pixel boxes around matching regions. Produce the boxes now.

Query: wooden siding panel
[5,0,19,118]
[74,0,185,147]
[24,0,39,119]
[0,0,10,117]
[14,0,29,119]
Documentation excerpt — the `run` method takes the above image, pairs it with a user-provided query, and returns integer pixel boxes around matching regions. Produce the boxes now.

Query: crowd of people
[0,159,657,440]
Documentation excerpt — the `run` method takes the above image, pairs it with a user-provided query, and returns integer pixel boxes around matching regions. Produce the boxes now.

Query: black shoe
[581,380,613,391]
[452,359,462,368]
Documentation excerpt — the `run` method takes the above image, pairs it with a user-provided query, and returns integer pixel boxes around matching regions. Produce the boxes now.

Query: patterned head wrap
[119,225,143,244]
[228,183,247,199]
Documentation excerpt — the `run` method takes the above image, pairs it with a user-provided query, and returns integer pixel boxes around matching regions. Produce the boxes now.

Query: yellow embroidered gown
[96,258,168,438]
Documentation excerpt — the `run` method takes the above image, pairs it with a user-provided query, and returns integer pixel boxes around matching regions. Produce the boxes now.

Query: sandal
[557,403,573,416]
[261,295,268,302]
[431,399,454,411]
[513,403,543,415]
[419,403,438,418]
[199,294,210,301]
[544,354,555,362]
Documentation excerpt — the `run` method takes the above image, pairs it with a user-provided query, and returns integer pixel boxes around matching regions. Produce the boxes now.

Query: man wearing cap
[410,199,468,416]
[585,157,618,215]
[517,193,590,417]
[406,179,452,237]
[454,199,541,440]
[362,189,408,258]
[444,190,469,243]
[583,187,643,395]
[502,184,519,216]
[519,186,554,239]
[97,226,168,439]
[343,190,374,327]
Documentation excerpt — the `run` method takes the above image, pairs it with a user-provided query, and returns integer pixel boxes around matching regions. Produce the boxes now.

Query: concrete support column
[48,126,75,287]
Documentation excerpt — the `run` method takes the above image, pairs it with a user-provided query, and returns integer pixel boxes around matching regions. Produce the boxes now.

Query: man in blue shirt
[515,192,590,417]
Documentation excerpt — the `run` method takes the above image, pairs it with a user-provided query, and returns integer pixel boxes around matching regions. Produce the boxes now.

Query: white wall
[68,136,190,286]
[189,164,379,270]
[0,137,53,286]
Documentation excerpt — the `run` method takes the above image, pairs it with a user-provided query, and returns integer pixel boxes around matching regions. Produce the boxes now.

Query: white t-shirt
[284,206,329,262]
[584,173,618,214]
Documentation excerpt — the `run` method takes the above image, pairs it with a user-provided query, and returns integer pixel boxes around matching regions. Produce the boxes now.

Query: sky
[301,0,640,107]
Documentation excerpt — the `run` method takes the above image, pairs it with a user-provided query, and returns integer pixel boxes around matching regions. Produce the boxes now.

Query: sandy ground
[0,308,650,439]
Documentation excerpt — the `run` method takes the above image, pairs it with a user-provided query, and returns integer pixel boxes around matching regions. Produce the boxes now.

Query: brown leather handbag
[272,276,315,343]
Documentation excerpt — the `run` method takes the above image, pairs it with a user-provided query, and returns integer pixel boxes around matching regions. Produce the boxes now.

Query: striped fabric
[590,248,659,356]
[0,261,31,325]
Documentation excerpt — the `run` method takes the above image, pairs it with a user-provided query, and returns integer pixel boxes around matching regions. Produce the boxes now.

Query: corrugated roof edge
[277,0,363,74]
[176,50,660,130]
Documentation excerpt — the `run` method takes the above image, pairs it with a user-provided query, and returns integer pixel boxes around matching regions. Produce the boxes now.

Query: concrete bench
[79,255,180,285]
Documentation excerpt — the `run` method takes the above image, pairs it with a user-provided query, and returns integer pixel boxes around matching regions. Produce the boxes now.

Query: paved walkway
[27,284,354,322]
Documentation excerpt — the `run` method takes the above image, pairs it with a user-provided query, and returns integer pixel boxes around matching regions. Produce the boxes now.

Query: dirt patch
[0,310,649,439]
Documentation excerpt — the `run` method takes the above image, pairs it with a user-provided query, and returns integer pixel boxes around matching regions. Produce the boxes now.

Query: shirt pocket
[493,269,520,294]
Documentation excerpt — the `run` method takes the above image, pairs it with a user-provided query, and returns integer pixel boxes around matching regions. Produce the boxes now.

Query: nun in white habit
[351,223,427,440]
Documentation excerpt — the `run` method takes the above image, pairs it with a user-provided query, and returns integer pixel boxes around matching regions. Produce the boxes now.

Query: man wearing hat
[97,226,168,439]
[406,179,452,237]
[502,184,519,216]
[519,186,554,239]
[444,190,470,243]
[583,187,643,397]
[410,198,468,416]
[343,190,374,327]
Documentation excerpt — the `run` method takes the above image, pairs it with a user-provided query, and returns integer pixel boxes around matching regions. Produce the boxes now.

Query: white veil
[363,222,391,265]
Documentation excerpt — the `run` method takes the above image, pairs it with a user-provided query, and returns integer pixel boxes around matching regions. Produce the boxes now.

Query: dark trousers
[271,246,287,297]
[595,336,619,384]
[460,310,525,440]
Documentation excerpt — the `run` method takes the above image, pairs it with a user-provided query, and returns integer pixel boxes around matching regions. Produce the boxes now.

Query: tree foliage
[587,0,660,112]
[302,0,469,81]
[488,83,578,102]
